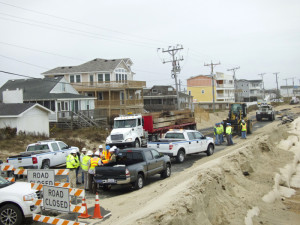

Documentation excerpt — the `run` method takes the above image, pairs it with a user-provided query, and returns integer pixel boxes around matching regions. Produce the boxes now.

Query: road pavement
[27,117,274,225]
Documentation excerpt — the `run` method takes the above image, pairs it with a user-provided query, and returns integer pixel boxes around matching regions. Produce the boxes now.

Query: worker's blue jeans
[241,131,246,139]
[215,134,220,145]
[220,134,224,143]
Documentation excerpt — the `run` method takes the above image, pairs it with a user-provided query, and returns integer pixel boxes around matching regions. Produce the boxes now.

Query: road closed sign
[43,186,70,212]
[28,169,55,185]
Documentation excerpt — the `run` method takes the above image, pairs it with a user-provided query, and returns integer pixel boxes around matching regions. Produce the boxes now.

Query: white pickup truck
[147,130,215,163]
[7,140,79,170]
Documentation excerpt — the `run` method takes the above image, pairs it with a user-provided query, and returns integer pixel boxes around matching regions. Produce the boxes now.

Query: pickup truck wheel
[0,204,23,225]
[41,160,50,169]
[176,150,185,163]
[161,164,171,179]
[206,144,214,156]
[134,174,144,190]
[134,139,140,148]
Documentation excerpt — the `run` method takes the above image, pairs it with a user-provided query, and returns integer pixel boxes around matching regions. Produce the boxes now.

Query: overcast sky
[0,0,299,90]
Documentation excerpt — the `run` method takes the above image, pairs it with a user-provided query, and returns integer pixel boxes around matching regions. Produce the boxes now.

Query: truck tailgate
[94,165,127,180]
[7,156,33,168]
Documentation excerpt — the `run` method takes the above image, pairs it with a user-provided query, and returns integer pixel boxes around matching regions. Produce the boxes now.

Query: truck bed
[8,150,50,158]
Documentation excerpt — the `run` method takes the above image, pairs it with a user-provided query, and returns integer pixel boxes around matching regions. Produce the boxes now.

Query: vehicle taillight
[169,144,173,150]
[32,157,38,164]
[125,169,130,176]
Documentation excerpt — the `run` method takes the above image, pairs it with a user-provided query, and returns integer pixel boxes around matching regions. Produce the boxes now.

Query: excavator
[223,103,253,135]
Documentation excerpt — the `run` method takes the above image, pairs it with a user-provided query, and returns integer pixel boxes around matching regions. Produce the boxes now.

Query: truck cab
[106,114,145,148]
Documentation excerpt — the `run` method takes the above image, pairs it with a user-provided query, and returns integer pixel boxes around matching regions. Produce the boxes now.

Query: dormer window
[152,89,158,93]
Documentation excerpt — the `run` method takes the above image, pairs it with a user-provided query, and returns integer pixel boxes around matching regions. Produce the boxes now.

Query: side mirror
[201,136,206,139]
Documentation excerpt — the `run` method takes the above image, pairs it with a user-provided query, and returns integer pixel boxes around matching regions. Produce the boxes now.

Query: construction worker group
[214,120,247,146]
[66,144,118,191]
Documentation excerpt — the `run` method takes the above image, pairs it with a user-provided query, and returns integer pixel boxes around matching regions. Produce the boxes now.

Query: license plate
[107,179,116,183]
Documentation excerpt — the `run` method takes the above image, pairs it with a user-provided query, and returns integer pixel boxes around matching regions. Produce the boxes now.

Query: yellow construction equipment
[223,103,253,135]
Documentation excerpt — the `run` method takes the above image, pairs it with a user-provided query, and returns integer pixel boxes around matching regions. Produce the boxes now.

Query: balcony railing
[216,84,234,88]
[95,99,144,107]
[73,80,146,90]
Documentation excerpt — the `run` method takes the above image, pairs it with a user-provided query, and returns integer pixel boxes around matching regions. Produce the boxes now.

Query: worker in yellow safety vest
[66,149,80,188]
[81,150,92,190]
[220,122,224,143]
[241,120,247,139]
[225,123,234,146]
[88,153,102,194]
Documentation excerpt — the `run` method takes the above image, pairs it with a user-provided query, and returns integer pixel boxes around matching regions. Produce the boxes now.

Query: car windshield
[27,144,49,151]
[114,119,136,128]
[165,133,184,139]
[0,176,11,187]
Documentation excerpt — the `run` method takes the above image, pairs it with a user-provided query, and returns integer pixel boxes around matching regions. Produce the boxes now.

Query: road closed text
[43,186,70,212]
[28,170,55,186]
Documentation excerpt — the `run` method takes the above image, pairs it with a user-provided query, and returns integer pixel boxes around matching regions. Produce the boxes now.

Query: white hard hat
[82,148,87,152]
[87,150,93,156]
[109,148,115,152]
[99,145,103,149]
[71,149,77,154]
[95,150,100,155]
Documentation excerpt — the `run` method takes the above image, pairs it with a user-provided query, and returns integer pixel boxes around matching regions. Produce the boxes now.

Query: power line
[0,54,50,70]
[0,16,156,49]
[0,41,83,61]
[0,1,168,46]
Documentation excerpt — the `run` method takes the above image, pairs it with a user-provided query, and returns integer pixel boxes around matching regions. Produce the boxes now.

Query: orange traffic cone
[78,197,91,218]
[92,192,103,219]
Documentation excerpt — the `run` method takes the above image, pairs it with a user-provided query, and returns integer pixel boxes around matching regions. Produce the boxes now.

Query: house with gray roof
[42,58,146,119]
[0,103,52,136]
[0,77,96,126]
[143,85,193,112]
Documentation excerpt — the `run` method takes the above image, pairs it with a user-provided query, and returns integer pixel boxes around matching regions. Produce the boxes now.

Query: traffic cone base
[92,192,103,219]
[78,198,92,219]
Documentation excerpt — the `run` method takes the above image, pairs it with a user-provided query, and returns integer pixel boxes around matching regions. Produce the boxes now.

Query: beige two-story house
[42,58,146,119]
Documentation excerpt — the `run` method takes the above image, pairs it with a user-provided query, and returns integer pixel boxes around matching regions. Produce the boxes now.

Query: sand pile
[130,119,300,225]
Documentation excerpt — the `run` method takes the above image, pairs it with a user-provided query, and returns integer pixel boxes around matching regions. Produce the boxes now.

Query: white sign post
[27,169,55,185]
[43,186,70,213]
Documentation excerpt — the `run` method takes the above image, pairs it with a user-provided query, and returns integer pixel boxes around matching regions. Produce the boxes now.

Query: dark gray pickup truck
[94,148,171,191]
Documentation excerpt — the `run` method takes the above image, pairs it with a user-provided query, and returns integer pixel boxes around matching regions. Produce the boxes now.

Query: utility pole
[179,79,182,92]
[273,72,280,98]
[290,77,296,96]
[205,61,221,112]
[159,45,184,110]
[227,66,240,102]
[258,73,266,100]
[283,78,289,97]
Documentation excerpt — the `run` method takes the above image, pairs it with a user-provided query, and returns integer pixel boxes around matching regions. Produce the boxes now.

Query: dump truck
[106,110,196,148]
[223,103,253,135]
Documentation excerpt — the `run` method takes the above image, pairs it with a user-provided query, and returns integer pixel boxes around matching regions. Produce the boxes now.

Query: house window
[125,74,127,81]
[75,75,81,83]
[201,89,205,94]
[98,92,103,100]
[122,74,124,81]
[89,74,94,84]
[152,89,157,93]
[98,74,103,82]
[116,74,118,82]
[70,75,75,83]
[188,91,191,96]
[105,73,110,82]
